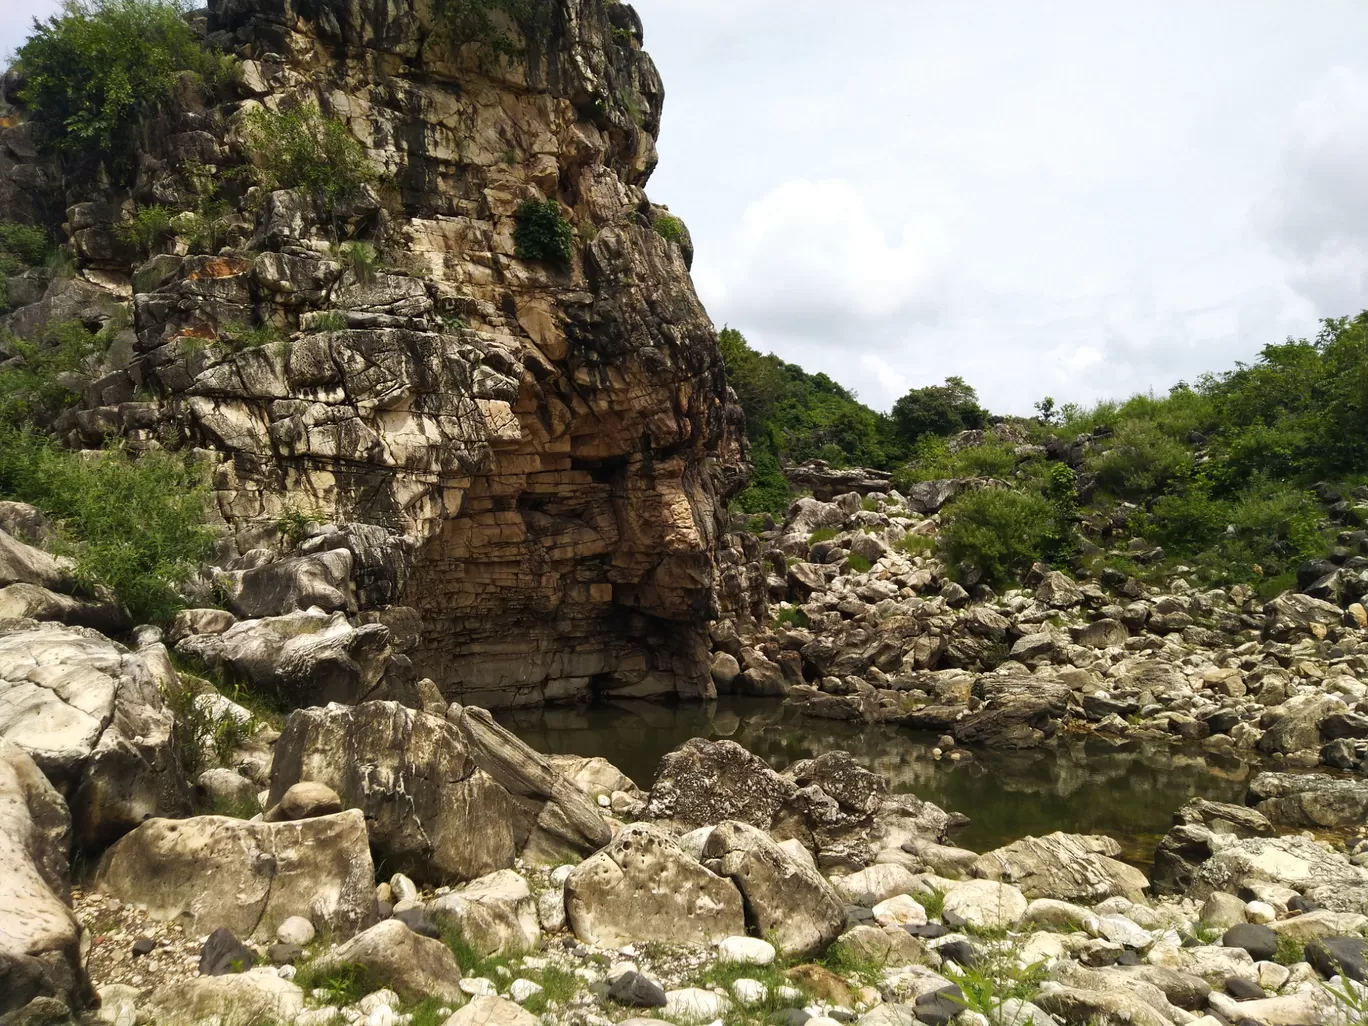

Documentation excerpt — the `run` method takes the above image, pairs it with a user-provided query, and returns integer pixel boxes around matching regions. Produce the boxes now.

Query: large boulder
[1189,834,1368,913]
[971,833,1149,903]
[175,608,392,707]
[143,968,304,1026]
[268,701,517,883]
[0,620,189,849]
[428,869,540,957]
[1249,772,1368,829]
[447,704,613,861]
[565,824,746,947]
[1263,593,1345,641]
[1151,799,1275,896]
[0,741,92,1015]
[1257,693,1349,756]
[217,550,354,619]
[94,810,378,941]
[645,738,796,830]
[700,820,846,957]
[313,919,464,1004]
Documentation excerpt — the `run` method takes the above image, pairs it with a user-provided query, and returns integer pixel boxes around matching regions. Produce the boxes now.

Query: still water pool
[497,697,1255,866]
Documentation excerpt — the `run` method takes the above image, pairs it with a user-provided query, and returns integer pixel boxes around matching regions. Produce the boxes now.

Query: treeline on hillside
[720,314,1368,595]
[719,327,986,513]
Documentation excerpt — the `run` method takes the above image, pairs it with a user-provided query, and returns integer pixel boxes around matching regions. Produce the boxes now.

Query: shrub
[0,320,107,424]
[808,527,839,544]
[16,0,230,182]
[894,531,935,556]
[238,103,378,204]
[0,222,52,275]
[891,375,987,444]
[0,428,215,623]
[1087,418,1193,498]
[513,198,574,265]
[773,606,809,630]
[653,213,685,242]
[733,443,792,516]
[335,241,381,284]
[939,487,1053,586]
[846,553,872,573]
[118,205,175,255]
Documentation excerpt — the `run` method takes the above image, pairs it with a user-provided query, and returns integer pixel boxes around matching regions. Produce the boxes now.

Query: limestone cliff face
[0,0,748,705]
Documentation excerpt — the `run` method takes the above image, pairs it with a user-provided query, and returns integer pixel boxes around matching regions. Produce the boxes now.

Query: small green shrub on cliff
[239,104,378,203]
[846,553,872,573]
[16,0,229,182]
[0,223,53,275]
[654,214,685,242]
[118,205,176,255]
[0,427,214,623]
[513,199,574,265]
[939,487,1053,587]
[0,320,106,424]
[435,0,552,61]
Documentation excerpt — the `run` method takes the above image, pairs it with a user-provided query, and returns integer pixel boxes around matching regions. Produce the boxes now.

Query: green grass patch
[1275,934,1305,966]
[845,553,872,574]
[293,960,375,1006]
[772,606,809,630]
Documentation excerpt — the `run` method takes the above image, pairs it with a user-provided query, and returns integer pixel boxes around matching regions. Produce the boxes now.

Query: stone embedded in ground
[269,781,343,821]
[1306,936,1368,982]
[564,824,745,947]
[94,810,377,942]
[607,970,668,1008]
[914,985,966,1026]
[428,869,539,957]
[872,894,927,928]
[275,916,315,947]
[941,879,1028,930]
[198,927,258,977]
[645,738,796,830]
[1224,976,1265,1000]
[662,988,731,1023]
[442,996,536,1026]
[144,969,304,1026]
[830,864,919,907]
[316,919,464,1004]
[1222,923,1278,963]
[717,936,775,965]
[972,832,1149,903]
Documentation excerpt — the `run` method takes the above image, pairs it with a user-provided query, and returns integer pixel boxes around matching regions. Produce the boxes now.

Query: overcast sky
[6,2,1368,414]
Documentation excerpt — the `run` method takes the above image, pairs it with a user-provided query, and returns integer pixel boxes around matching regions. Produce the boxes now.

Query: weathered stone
[94,811,377,941]
[645,738,796,830]
[143,969,304,1026]
[428,869,539,957]
[701,820,846,957]
[942,879,1028,930]
[268,702,515,883]
[0,621,188,849]
[1249,771,1368,828]
[565,824,745,947]
[315,919,464,1003]
[971,833,1149,903]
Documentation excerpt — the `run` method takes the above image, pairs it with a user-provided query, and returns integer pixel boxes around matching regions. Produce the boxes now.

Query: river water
[497,697,1256,866]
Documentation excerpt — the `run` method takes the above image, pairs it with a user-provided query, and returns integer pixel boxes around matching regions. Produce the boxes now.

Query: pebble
[732,979,768,1006]
[277,915,316,946]
[717,935,776,965]
[460,978,499,997]
[1244,901,1277,925]
[510,979,543,1003]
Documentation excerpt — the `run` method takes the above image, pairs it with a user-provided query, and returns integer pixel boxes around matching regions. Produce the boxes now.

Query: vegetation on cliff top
[16,0,232,183]
[723,313,1368,593]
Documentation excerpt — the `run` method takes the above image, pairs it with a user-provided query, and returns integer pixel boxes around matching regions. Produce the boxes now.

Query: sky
[5,1,1368,414]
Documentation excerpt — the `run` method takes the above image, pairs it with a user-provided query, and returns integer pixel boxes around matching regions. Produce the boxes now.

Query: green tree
[891,376,987,443]
[940,487,1054,587]
[17,0,228,182]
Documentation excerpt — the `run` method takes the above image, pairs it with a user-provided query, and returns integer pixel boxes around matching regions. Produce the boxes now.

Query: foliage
[223,322,287,352]
[944,941,1048,1024]
[293,961,375,1007]
[773,606,809,630]
[435,0,552,61]
[846,553,872,573]
[309,310,349,334]
[1275,934,1306,967]
[0,222,53,276]
[0,427,214,623]
[118,205,176,255]
[894,531,936,557]
[277,505,327,545]
[940,487,1054,587]
[808,527,840,544]
[890,375,987,444]
[16,0,230,182]
[718,327,906,515]
[892,433,1018,488]
[1087,417,1194,498]
[164,674,254,784]
[817,940,887,987]
[0,320,107,424]
[654,213,685,243]
[238,103,378,204]
[335,241,381,284]
[513,199,574,265]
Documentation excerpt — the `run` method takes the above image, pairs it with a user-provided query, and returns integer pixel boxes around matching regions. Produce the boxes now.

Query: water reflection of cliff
[498,697,1255,865]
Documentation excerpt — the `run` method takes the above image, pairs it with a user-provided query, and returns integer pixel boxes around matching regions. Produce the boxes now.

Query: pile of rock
[712,489,1368,783]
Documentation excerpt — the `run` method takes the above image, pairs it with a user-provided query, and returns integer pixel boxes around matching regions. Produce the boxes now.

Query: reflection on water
[496,697,1256,866]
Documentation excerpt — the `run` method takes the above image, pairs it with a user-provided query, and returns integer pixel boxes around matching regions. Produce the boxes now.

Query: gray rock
[199,927,258,976]
[608,970,668,1008]
[1223,923,1278,962]
[1306,936,1368,982]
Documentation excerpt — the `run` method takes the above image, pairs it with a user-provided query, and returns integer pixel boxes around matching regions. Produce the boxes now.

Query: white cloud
[693,179,948,338]
[1259,66,1368,315]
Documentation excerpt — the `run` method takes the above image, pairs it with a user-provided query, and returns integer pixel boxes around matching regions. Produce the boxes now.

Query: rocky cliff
[0,0,748,707]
